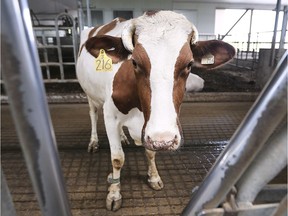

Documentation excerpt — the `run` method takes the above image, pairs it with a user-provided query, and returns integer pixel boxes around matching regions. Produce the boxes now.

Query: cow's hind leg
[145,149,164,190]
[87,97,99,153]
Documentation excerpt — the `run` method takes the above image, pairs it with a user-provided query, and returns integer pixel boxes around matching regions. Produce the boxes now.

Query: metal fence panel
[1,0,72,215]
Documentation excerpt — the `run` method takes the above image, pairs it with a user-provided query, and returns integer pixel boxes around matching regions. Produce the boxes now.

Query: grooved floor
[2,102,253,215]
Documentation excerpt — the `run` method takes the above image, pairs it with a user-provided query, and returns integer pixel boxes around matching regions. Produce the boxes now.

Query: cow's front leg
[145,149,164,190]
[106,149,124,211]
[87,97,99,153]
[104,107,125,211]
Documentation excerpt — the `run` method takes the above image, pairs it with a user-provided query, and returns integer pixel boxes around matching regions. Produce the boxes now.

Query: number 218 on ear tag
[95,49,113,72]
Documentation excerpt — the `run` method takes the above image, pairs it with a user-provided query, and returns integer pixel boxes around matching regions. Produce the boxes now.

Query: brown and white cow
[76,10,235,211]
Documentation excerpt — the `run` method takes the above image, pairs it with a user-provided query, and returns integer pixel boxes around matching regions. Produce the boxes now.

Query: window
[83,10,103,26]
[113,11,133,20]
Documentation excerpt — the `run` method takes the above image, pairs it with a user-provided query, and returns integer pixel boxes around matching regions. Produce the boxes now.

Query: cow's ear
[191,40,235,69]
[85,35,130,63]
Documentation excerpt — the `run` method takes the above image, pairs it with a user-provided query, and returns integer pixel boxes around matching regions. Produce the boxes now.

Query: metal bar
[40,62,76,66]
[269,0,281,66]
[86,0,92,27]
[43,79,79,83]
[246,9,253,59]
[181,51,287,216]
[77,0,84,31]
[279,6,287,49]
[236,125,287,203]
[41,30,51,80]
[55,14,65,80]
[221,9,249,40]
[1,0,72,215]
[72,20,78,62]
[1,169,17,216]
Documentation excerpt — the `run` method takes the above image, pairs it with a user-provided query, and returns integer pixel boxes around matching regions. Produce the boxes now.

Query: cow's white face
[132,44,190,151]
[129,12,196,151]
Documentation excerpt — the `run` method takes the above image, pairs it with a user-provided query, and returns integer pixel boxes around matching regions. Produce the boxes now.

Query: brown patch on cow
[113,159,123,170]
[173,42,193,114]
[145,10,159,16]
[78,26,100,57]
[132,44,152,122]
[85,35,130,63]
[97,19,118,36]
[112,43,152,118]
[112,60,141,114]
[88,26,100,38]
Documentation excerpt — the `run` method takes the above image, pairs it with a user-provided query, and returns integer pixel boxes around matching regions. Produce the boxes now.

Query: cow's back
[76,18,129,108]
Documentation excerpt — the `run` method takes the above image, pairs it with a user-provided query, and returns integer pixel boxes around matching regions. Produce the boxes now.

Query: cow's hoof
[106,196,122,211]
[148,177,164,191]
[87,140,99,153]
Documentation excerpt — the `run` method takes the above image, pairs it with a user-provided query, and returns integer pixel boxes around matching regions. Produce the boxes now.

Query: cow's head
[86,11,235,151]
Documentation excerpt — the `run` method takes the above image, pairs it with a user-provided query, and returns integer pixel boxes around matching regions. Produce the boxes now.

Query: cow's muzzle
[144,135,180,151]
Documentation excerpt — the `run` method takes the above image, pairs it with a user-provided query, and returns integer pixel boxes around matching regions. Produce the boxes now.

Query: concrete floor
[1,101,283,216]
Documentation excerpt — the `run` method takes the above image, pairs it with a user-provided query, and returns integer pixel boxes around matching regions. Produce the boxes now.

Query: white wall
[84,0,216,34]
[85,0,277,35]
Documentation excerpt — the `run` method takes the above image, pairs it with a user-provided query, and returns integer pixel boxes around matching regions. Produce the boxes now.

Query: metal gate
[34,13,79,83]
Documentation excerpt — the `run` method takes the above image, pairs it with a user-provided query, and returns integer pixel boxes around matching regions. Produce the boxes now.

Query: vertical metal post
[1,0,72,215]
[77,0,84,31]
[270,0,281,66]
[86,0,92,27]
[55,16,65,80]
[246,9,253,59]
[181,51,287,216]
[279,5,287,49]
[41,31,51,80]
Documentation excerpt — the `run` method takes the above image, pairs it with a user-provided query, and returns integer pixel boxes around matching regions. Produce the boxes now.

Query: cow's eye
[132,59,137,69]
[187,61,193,70]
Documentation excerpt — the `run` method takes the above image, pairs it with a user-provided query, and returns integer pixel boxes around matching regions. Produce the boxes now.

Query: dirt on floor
[192,64,260,92]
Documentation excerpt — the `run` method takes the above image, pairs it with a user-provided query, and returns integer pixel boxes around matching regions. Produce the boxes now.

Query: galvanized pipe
[86,0,92,27]
[77,0,84,31]
[181,51,287,216]
[1,0,72,215]
[279,6,287,50]
[270,0,282,66]
[236,124,287,204]
[246,9,253,59]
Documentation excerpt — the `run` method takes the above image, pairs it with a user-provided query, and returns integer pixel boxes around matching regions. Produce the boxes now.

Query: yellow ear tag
[95,49,113,72]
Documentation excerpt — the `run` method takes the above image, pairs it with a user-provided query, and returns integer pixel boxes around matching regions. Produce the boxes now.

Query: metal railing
[223,30,288,70]
[1,0,72,215]
[182,50,287,215]
[34,13,79,83]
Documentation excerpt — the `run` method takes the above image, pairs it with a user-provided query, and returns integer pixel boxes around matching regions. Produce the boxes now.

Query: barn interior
[1,0,287,215]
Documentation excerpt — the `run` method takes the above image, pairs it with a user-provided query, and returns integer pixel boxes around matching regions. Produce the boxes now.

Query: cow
[76,10,235,211]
